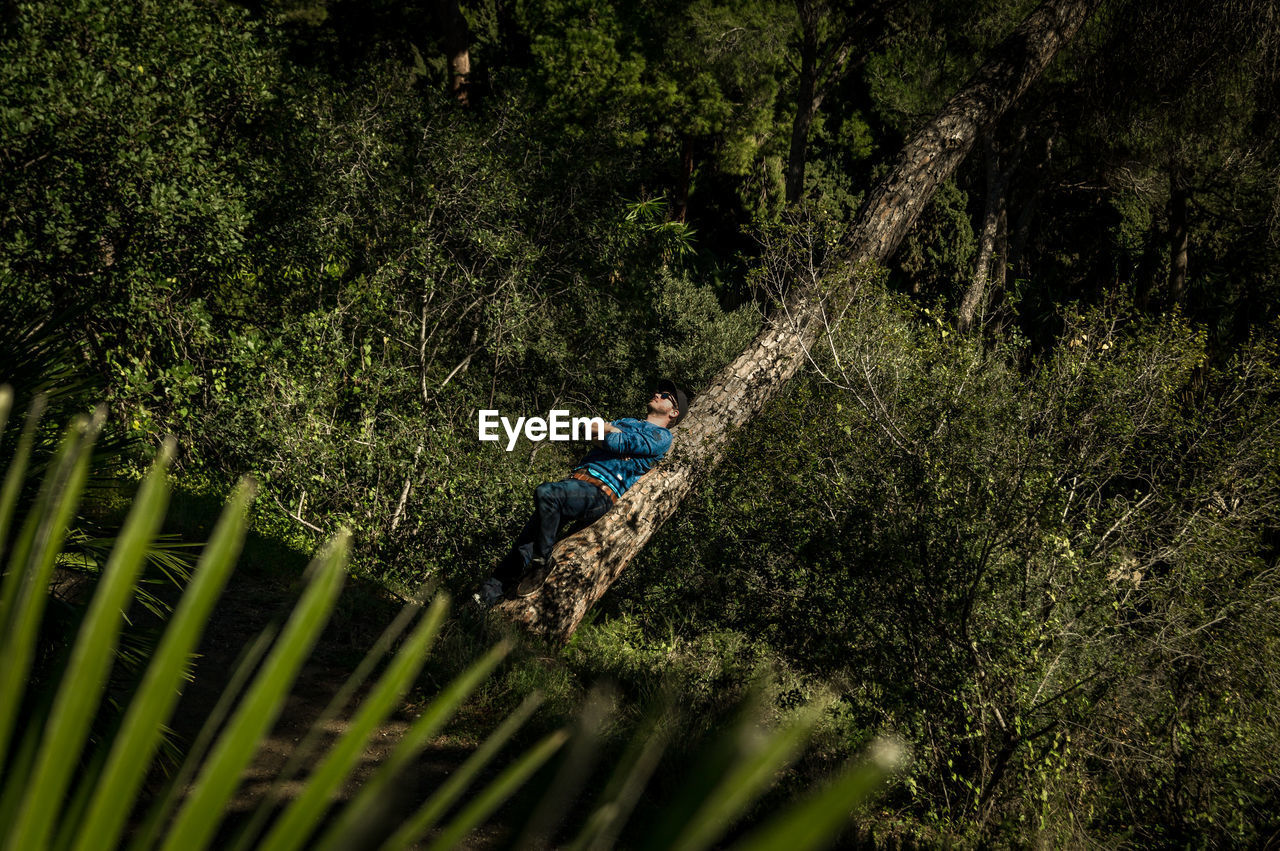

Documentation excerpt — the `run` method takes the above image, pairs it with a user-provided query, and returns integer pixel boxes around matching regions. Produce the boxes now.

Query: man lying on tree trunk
[476,380,688,605]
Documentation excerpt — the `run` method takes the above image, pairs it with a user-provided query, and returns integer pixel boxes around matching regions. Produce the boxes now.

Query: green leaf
[8,437,175,851]
[160,530,349,851]
[0,386,10,438]
[257,595,448,851]
[667,701,825,851]
[0,408,100,778]
[128,624,280,851]
[0,391,46,628]
[313,640,511,851]
[227,595,427,851]
[381,692,545,851]
[567,698,674,851]
[73,478,256,851]
[425,729,571,851]
[729,738,908,851]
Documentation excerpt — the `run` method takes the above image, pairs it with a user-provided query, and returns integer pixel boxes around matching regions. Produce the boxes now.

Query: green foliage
[652,269,760,390]
[517,0,792,153]
[0,0,277,348]
[4,0,1280,845]
[864,0,1037,137]
[896,177,976,299]
[631,285,1280,844]
[0,390,903,849]
[0,0,759,587]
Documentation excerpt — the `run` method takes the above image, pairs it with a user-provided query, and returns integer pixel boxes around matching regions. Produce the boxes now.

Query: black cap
[654,379,689,427]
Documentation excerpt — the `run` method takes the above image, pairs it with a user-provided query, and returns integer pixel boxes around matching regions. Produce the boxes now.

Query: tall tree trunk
[785,0,898,206]
[959,133,1019,333]
[1168,174,1189,305]
[437,0,472,106]
[987,177,1012,332]
[498,0,1102,641]
[785,11,821,205]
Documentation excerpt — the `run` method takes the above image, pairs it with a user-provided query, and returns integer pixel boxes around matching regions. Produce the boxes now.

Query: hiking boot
[472,577,505,608]
[515,557,552,597]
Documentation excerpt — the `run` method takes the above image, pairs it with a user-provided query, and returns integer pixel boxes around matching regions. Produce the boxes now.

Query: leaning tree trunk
[498,0,1102,641]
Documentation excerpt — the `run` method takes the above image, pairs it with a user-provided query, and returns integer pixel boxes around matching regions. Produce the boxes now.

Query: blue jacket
[574,418,672,497]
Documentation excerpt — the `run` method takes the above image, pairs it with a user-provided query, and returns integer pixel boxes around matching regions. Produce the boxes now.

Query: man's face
[648,390,678,419]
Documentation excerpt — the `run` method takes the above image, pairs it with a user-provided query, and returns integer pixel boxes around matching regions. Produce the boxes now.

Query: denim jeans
[496,478,612,584]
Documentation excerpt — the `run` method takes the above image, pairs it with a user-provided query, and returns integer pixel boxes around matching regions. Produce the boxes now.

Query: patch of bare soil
[151,564,506,849]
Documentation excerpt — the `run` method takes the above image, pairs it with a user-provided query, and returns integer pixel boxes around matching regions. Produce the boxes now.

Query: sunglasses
[654,391,678,406]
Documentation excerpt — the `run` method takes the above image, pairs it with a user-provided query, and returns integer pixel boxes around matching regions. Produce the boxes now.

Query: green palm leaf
[8,438,175,851]
[160,531,349,851]
[72,479,255,851]
[0,408,102,773]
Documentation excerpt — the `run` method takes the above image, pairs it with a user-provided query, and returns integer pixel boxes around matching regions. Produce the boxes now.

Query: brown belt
[569,469,617,504]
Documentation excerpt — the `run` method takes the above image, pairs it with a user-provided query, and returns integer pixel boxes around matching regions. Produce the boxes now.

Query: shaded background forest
[3,0,1280,845]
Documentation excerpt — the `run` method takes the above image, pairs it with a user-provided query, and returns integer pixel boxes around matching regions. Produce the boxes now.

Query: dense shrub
[626,289,1280,844]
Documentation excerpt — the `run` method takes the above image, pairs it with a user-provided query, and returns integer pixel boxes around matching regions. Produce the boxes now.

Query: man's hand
[592,421,622,443]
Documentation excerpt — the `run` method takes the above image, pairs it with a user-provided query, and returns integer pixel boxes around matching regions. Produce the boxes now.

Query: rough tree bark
[498,0,1102,641]
[1168,173,1189,305]
[958,130,1022,334]
[436,0,472,105]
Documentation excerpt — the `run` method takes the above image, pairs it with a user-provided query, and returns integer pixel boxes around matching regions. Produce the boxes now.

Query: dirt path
[157,561,506,849]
